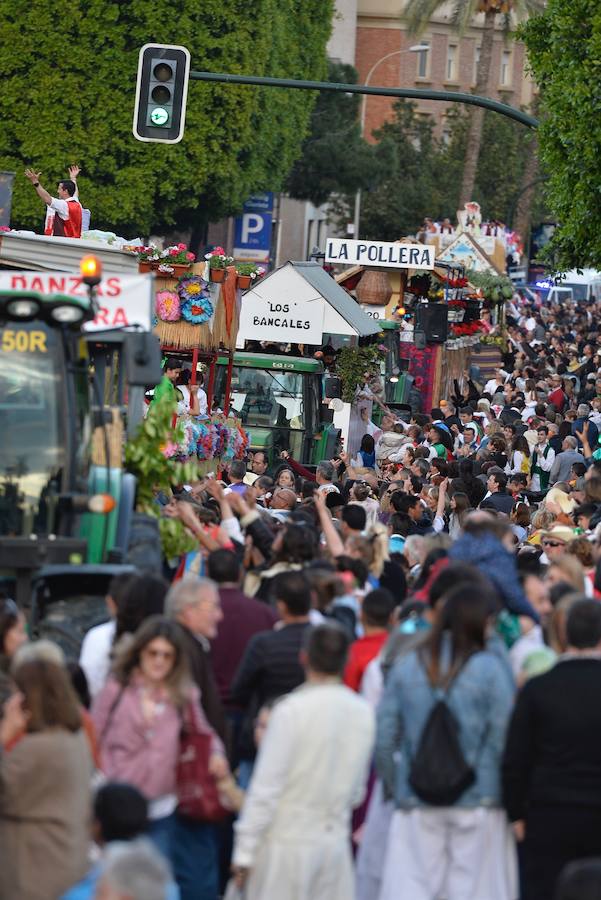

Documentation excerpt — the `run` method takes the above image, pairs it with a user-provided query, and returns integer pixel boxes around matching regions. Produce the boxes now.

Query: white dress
[233,682,374,900]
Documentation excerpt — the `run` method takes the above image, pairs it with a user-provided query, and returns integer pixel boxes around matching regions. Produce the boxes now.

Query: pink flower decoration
[156,290,181,322]
[212,246,225,256]
[177,242,187,250]
[186,252,195,261]
[161,441,178,459]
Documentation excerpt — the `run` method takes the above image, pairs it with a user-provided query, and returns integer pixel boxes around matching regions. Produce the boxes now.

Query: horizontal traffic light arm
[189,69,539,129]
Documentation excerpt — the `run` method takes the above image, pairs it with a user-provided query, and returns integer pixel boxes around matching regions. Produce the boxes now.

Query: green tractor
[212,351,339,467]
[0,271,161,650]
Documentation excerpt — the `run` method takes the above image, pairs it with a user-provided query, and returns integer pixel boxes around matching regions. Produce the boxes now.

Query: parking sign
[233,193,273,262]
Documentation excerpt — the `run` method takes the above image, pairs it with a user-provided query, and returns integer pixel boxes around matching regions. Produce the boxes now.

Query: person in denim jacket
[374,584,517,900]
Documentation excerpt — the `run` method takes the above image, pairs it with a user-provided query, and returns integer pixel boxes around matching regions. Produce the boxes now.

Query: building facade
[356,0,535,141]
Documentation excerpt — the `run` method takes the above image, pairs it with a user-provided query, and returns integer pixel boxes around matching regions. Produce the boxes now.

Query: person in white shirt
[315,460,340,495]
[232,624,374,899]
[484,369,508,397]
[176,369,208,417]
[79,572,135,699]
[530,426,556,492]
[25,164,84,237]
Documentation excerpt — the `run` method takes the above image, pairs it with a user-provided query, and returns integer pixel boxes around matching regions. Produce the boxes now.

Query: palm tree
[403,0,543,207]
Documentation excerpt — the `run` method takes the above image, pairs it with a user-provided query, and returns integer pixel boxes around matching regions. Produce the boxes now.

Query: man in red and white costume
[24,165,83,238]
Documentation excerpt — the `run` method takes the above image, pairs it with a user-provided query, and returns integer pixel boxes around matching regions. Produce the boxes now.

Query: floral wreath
[181,293,214,324]
[156,290,181,322]
[177,274,209,302]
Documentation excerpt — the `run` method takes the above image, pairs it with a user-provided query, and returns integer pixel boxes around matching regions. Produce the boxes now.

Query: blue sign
[234,193,273,262]
[244,192,274,213]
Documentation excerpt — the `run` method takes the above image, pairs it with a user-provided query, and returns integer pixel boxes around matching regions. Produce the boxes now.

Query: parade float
[129,243,253,474]
[332,204,518,409]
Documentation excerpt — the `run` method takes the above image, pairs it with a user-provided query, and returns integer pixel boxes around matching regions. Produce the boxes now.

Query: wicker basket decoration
[356,270,392,307]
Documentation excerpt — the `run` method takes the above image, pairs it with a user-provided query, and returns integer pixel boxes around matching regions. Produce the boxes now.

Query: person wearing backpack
[374,584,517,900]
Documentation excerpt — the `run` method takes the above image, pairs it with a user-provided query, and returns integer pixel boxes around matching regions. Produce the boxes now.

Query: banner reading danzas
[0,271,153,332]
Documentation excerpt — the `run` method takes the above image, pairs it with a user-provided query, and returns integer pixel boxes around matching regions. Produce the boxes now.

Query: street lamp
[353,43,427,239]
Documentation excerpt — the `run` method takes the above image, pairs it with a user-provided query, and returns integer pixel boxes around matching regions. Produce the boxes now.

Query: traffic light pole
[189,70,539,129]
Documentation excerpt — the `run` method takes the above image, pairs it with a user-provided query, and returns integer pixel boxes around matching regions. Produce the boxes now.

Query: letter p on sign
[241,213,263,244]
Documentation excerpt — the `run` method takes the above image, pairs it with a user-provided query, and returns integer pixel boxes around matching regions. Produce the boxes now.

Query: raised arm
[313,489,345,557]
[24,168,53,207]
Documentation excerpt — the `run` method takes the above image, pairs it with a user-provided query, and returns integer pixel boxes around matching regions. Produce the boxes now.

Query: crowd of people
[3,290,601,899]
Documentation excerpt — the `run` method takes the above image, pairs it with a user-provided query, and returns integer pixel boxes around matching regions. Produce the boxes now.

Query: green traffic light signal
[150,107,169,126]
[133,44,190,143]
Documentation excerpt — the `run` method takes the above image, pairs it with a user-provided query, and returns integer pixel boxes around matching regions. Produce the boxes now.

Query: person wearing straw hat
[539,525,577,563]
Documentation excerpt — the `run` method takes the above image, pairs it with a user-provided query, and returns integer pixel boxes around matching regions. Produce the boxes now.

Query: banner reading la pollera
[0,172,15,228]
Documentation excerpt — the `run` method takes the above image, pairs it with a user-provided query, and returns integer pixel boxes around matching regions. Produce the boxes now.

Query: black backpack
[408,664,475,806]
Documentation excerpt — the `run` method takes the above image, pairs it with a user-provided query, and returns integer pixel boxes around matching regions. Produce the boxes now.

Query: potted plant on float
[205,246,234,283]
[235,262,266,290]
[137,243,195,276]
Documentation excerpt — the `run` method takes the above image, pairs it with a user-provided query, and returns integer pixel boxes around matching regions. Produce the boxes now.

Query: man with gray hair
[94,838,170,900]
[550,434,586,485]
[165,575,226,740]
[166,576,229,899]
[315,460,339,495]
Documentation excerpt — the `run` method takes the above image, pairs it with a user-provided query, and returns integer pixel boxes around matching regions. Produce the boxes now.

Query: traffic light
[133,43,191,144]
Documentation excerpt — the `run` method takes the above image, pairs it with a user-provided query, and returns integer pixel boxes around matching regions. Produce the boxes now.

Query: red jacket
[344,631,389,692]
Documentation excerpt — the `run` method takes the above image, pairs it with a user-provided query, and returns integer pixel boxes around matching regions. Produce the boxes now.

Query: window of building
[416,42,430,79]
[473,46,481,86]
[500,49,512,86]
[446,44,458,82]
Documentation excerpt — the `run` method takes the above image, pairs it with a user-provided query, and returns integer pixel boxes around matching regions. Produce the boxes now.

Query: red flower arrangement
[442,275,469,288]
[450,320,486,337]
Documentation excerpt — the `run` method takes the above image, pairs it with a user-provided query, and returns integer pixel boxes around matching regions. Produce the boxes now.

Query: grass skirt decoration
[152,262,238,351]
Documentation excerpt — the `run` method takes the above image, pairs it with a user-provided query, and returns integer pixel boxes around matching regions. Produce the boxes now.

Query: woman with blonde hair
[92,615,226,869]
[566,537,596,594]
[547,555,587,596]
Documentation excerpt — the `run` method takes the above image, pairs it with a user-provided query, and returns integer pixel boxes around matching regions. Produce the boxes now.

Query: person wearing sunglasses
[0,595,28,713]
[92,616,227,890]
[540,526,576,562]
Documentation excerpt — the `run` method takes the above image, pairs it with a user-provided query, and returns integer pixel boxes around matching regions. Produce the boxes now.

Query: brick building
[356,0,535,141]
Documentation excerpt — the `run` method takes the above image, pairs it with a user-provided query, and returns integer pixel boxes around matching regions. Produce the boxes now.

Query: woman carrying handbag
[92,616,228,898]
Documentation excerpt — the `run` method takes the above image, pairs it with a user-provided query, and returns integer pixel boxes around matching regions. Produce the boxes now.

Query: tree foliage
[519,1,601,270]
[352,101,546,241]
[403,0,544,206]
[0,0,333,237]
[285,62,393,207]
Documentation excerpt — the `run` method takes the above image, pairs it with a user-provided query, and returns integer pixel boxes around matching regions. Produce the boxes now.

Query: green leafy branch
[124,393,200,557]
[336,344,388,403]
[467,270,514,304]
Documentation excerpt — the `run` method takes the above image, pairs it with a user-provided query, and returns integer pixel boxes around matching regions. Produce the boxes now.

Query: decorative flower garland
[172,414,250,463]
